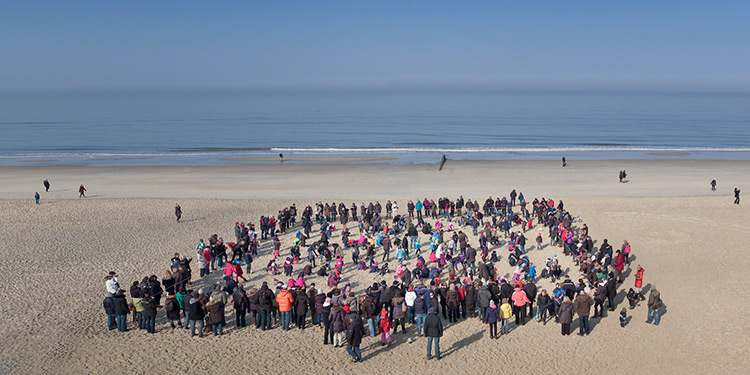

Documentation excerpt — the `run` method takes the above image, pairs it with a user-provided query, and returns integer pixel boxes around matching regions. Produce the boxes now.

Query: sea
[1,89,749,166]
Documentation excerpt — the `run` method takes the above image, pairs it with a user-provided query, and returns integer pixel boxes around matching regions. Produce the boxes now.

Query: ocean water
[1,90,749,166]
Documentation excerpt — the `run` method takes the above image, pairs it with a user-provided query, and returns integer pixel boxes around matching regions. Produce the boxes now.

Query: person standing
[78,184,86,198]
[562,156,567,167]
[646,287,662,326]
[34,192,40,205]
[511,285,530,325]
[635,265,645,300]
[557,296,574,335]
[113,290,129,332]
[573,288,594,336]
[43,179,50,192]
[345,303,365,362]
[424,311,443,360]
[103,292,116,330]
[734,188,741,204]
[711,179,717,192]
[485,300,499,339]
[175,204,182,223]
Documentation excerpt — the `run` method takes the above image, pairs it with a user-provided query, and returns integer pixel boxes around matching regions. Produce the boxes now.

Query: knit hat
[489,300,496,307]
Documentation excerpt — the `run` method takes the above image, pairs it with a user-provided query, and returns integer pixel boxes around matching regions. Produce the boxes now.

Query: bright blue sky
[2,1,750,92]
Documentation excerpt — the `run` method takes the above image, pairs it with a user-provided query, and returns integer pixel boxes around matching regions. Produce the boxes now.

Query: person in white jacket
[405,287,417,324]
[105,272,119,295]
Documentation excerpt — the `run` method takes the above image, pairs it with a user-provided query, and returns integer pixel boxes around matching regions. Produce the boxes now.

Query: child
[358,259,367,270]
[619,308,627,327]
[379,309,392,346]
[499,298,512,335]
[370,261,379,273]
[379,262,390,275]
[485,300,500,339]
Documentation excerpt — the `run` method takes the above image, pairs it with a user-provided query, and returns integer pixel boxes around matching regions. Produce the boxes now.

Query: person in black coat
[345,309,365,362]
[424,312,443,360]
[523,280,538,318]
[103,293,116,330]
[112,290,129,332]
[606,277,617,311]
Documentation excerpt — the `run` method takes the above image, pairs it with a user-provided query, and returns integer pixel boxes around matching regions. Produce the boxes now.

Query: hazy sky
[3,1,749,92]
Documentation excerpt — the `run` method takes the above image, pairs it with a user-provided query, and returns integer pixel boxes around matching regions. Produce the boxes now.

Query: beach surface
[0,160,748,374]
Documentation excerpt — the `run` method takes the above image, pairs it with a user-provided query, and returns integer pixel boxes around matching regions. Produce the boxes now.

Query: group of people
[102,191,662,362]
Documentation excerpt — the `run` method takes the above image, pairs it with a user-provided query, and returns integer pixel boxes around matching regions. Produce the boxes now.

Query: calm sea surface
[1,90,749,165]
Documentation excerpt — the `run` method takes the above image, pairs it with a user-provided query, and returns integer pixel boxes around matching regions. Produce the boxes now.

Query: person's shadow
[440,329,484,358]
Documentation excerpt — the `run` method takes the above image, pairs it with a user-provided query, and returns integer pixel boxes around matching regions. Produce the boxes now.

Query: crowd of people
[102,192,662,361]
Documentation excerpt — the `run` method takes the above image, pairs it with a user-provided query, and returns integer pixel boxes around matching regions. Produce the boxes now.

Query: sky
[2,1,750,92]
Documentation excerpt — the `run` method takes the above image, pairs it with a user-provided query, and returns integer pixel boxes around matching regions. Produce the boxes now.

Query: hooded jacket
[477,286,492,308]
[574,294,594,317]
[276,289,294,312]
[647,289,661,309]
[558,300,574,324]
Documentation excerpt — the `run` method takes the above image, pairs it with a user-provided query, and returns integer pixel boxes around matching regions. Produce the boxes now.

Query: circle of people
[102,192,662,362]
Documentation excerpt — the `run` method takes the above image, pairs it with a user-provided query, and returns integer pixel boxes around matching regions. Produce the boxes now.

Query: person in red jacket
[634,265,645,300]
[614,250,625,284]
[379,309,392,346]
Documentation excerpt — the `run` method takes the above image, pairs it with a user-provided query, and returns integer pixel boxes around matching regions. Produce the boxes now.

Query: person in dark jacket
[606,276,617,311]
[187,292,206,337]
[142,293,157,334]
[536,289,551,324]
[424,312,443,360]
[113,290,129,332]
[345,306,365,362]
[523,280,538,319]
[257,282,274,330]
[485,300,500,339]
[103,293,116,330]
[295,289,309,329]
[413,292,428,336]
[206,298,226,336]
[557,296,574,335]
[233,286,248,327]
[164,293,182,328]
[476,284,491,322]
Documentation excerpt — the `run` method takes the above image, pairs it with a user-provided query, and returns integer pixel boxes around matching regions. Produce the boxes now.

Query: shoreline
[2,159,749,201]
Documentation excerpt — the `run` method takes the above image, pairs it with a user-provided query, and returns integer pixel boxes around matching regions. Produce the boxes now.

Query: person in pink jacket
[512,286,530,325]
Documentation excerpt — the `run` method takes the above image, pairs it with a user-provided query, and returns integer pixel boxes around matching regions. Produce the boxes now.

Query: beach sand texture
[1,161,749,374]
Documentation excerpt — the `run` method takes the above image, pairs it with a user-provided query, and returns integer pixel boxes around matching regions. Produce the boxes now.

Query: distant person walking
[175,204,182,223]
[43,179,50,192]
[34,192,40,204]
[562,156,567,167]
[734,188,740,204]
[279,153,284,164]
[711,179,717,192]
[78,184,87,198]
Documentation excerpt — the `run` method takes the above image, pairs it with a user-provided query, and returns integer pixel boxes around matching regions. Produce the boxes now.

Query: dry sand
[0,160,749,374]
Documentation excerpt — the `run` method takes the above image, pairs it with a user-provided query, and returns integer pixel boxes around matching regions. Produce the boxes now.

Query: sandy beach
[1,160,749,374]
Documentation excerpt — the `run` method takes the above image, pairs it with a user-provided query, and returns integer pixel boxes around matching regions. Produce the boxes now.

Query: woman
[164,293,182,328]
[206,297,226,336]
[557,296,574,335]
[330,303,345,347]
[485,300,499,339]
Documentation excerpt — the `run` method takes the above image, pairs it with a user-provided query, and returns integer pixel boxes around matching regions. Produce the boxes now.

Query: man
[257,281,274,330]
[424,311,443,360]
[43,179,50,192]
[276,285,294,331]
[646,287,662,326]
[734,188,741,204]
[574,288,594,335]
[233,285,248,327]
[711,179,717,192]
[187,291,205,337]
[345,302,365,362]
[175,204,182,222]
[103,292,116,330]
